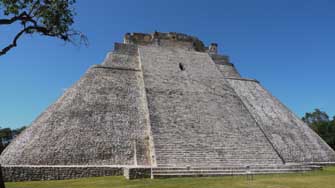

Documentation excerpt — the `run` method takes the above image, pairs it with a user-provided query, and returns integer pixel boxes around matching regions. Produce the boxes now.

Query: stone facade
[2,166,122,182]
[1,32,335,181]
[123,167,152,179]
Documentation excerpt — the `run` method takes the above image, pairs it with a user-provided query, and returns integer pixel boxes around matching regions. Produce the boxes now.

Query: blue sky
[0,0,334,129]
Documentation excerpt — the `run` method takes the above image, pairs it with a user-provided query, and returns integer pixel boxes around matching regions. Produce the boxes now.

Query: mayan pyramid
[1,32,335,181]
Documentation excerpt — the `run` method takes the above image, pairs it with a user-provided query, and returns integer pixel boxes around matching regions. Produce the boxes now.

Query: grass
[6,167,335,188]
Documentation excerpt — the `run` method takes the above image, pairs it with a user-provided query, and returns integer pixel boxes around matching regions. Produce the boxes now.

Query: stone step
[152,166,316,178]
[123,165,320,179]
[153,165,313,171]
[153,171,308,178]
[153,168,311,173]
[155,160,282,166]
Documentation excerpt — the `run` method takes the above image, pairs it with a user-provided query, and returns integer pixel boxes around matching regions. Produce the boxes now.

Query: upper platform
[123,31,233,67]
[124,32,218,54]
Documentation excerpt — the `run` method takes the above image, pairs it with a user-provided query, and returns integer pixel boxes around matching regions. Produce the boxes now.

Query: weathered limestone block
[2,166,122,182]
[123,167,151,179]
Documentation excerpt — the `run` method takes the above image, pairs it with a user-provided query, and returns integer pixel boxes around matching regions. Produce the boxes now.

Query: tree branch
[0,25,59,56]
[0,12,37,26]
[0,15,23,25]
[0,0,84,57]
[0,26,31,56]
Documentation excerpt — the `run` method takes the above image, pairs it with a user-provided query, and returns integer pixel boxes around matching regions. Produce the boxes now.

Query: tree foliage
[302,109,329,125]
[0,126,26,153]
[302,109,335,150]
[0,0,87,56]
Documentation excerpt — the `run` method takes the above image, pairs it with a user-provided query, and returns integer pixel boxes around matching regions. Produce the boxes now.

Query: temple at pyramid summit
[1,32,335,181]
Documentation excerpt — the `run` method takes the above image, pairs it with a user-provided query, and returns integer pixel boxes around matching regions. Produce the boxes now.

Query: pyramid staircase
[124,164,322,179]
[151,164,321,178]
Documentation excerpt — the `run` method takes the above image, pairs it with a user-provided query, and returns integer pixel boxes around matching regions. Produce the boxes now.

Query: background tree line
[0,126,26,153]
[302,109,335,150]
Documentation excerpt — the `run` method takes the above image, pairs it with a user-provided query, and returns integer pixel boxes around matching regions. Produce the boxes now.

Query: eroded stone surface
[2,166,122,182]
[0,48,151,166]
[227,79,335,163]
[138,46,282,167]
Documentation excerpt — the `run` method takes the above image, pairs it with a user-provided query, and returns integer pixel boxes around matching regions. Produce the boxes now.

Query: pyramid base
[1,165,123,182]
[1,163,326,182]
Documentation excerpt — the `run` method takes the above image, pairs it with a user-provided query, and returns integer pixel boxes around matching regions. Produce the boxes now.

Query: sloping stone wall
[0,44,151,166]
[227,79,335,163]
[215,64,241,78]
[210,54,241,78]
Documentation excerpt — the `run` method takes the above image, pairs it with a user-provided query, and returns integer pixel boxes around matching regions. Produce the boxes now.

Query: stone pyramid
[1,32,335,181]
